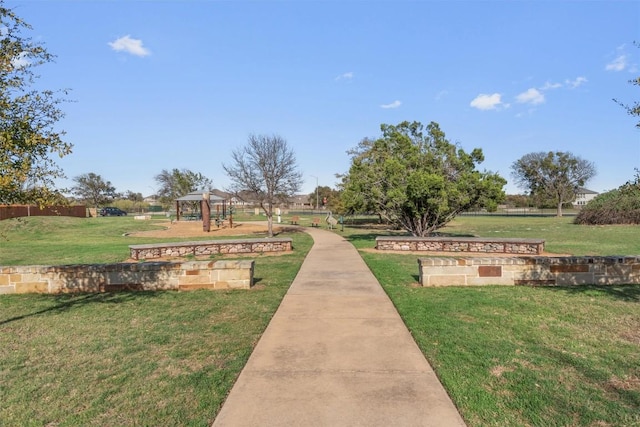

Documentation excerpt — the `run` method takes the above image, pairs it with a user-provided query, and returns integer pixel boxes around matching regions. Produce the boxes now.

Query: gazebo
[175,190,226,221]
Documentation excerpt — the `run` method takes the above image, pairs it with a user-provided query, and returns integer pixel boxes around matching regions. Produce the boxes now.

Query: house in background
[573,187,599,207]
[288,194,312,209]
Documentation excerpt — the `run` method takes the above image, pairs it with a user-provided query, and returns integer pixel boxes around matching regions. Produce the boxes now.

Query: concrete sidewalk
[212,227,466,426]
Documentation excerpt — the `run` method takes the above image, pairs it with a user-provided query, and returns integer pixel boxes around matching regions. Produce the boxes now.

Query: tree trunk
[267,214,273,237]
[556,201,563,217]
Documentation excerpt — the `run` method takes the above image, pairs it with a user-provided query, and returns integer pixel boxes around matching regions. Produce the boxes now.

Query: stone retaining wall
[418,256,640,287]
[129,238,292,260]
[0,260,254,294]
[376,236,544,255]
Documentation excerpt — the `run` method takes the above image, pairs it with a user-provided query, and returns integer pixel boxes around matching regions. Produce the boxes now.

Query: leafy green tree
[71,173,117,214]
[223,134,302,237]
[340,121,506,236]
[504,194,532,209]
[308,185,341,211]
[511,151,596,217]
[0,4,72,206]
[124,190,143,203]
[154,168,213,209]
[123,190,144,212]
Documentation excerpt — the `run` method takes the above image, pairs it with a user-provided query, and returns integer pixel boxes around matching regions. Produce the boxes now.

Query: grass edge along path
[347,217,640,426]
[0,230,313,426]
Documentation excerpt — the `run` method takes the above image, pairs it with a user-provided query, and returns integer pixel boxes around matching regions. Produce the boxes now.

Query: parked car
[100,207,127,217]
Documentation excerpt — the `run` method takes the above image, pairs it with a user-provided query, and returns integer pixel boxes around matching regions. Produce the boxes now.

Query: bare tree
[223,134,302,237]
[511,151,596,217]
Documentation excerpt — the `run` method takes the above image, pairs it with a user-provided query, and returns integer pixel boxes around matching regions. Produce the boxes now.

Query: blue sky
[11,0,640,197]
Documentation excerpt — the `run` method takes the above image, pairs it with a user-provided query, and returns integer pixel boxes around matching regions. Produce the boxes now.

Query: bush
[575,172,640,225]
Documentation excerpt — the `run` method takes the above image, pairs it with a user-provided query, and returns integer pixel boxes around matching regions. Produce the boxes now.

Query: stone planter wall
[376,236,544,255]
[129,238,292,260]
[0,260,254,294]
[418,256,640,287]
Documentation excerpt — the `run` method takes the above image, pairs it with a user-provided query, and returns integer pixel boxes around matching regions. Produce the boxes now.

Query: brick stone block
[15,281,49,293]
[0,285,15,294]
[555,273,595,285]
[214,281,230,289]
[179,283,216,291]
[511,266,554,282]
[604,264,638,283]
[550,264,590,273]
[179,275,213,285]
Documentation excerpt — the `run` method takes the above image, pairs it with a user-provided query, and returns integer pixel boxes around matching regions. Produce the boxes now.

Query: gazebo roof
[176,191,226,202]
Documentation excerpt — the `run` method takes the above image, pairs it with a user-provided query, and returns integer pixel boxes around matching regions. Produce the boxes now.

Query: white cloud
[606,54,627,71]
[108,35,151,57]
[335,71,353,81]
[380,100,401,109]
[470,93,503,110]
[540,81,562,90]
[565,76,588,88]
[516,88,545,105]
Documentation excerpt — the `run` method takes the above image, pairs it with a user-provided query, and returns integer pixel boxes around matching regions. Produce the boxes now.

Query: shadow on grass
[542,284,640,302]
[0,291,161,326]
[537,340,640,412]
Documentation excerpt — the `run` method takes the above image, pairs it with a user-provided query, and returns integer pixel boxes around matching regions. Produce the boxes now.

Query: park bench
[311,217,321,227]
[183,213,201,221]
[291,215,300,225]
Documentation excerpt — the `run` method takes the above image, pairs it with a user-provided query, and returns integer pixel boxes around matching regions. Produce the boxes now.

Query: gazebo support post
[202,192,211,232]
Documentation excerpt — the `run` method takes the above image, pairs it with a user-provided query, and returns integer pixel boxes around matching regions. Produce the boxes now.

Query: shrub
[575,172,640,224]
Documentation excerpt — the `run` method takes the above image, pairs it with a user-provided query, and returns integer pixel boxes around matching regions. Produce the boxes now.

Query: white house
[573,187,599,207]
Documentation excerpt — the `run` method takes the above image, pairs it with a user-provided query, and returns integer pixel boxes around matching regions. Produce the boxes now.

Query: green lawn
[0,216,178,265]
[0,216,312,426]
[2,215,639,426]
[343,216,640,426]
[446,215,640,256]
[361,251,640,426]
[0,215,292,266]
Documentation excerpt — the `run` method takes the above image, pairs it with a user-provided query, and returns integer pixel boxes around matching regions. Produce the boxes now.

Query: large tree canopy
[223,134,302,237]
[511,151,596,217]
[308,185,341,211]
[0,4,72,206]
[340,121,506,236]
[71,172,117,213]
[154,168,213,209]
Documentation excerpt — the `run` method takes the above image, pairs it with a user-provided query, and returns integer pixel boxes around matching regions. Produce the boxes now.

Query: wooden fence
[0,205,87,220]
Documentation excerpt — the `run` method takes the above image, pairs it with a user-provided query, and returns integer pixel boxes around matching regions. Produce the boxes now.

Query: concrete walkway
[212,226,466,426]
